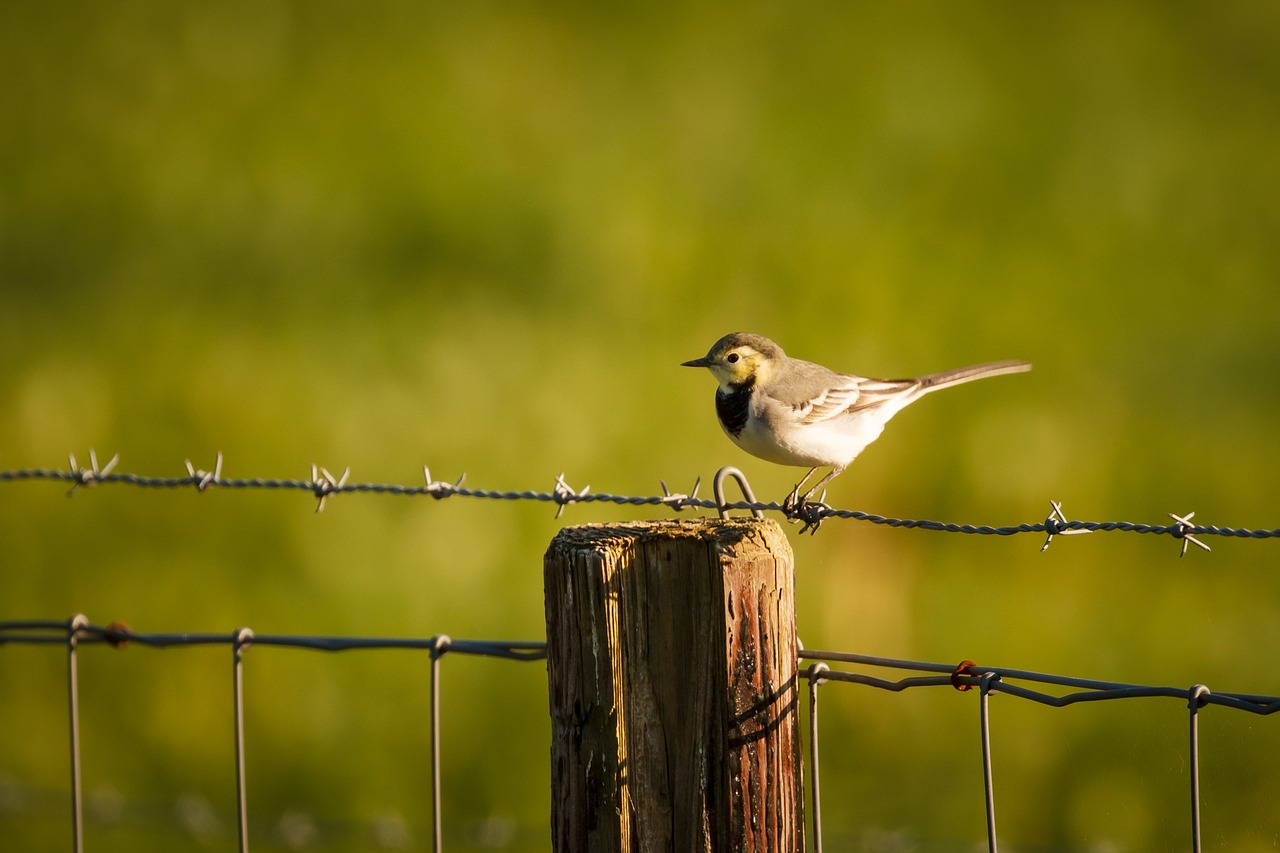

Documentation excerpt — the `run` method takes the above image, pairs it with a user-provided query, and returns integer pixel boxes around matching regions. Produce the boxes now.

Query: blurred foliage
[3,1,1280,850]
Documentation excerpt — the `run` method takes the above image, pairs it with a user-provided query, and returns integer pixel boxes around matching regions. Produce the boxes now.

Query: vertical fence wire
[430,635,451,853]
[1189,684,1209,853]
[65,614,87,853]
[233,628,254,853]
[0,620,551,850]
[979,672,1000,853]
[806,663,828,853]
[14,617,1280,849]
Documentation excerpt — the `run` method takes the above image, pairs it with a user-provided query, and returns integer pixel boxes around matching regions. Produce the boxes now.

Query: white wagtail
[682,332,1030,509]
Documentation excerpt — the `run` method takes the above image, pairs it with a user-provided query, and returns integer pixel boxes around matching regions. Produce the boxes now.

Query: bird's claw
[782,486,802,514]
[782,495,829,535]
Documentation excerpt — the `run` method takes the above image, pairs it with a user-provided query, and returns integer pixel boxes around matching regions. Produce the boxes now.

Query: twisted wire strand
[3,457,1278,550]
[0,618,547,661]
[8,619,1277,714]
[801,649,1280,715]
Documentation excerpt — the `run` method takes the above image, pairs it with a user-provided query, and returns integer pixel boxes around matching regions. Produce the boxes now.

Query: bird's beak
[681,356,712,368]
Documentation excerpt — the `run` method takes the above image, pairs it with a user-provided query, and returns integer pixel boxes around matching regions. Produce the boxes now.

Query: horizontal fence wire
[0,617,546,853]
[5,453,1280,847]
[799,648,1280,716]
[4,452,1280,551]
[799,649,1280,853]
[0,619,547,660]
[6,619,1280,850]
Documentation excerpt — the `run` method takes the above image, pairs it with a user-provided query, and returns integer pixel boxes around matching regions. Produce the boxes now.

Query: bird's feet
[782,483,804,515]
[782,488,829,535]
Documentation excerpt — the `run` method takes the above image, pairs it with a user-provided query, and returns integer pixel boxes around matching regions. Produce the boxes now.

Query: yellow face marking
[707,345,769,387]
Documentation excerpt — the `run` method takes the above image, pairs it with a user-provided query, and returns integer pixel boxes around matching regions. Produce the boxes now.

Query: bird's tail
[917,360,1031,392]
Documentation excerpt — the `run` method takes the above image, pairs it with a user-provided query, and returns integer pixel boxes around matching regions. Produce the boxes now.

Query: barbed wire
[3,450,1279,553]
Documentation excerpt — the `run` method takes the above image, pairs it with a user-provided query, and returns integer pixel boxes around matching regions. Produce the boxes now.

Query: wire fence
[5,455,1280,850]
[4,451,1280,550]
[799,649,1280,853]
[4,618,1279,852]
[0,617,546,853]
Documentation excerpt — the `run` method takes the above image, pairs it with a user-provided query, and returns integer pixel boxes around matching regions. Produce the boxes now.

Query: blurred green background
[3,2,1280,850]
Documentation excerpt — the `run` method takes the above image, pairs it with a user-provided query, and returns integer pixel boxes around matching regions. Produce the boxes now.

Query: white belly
[725,408,889,469]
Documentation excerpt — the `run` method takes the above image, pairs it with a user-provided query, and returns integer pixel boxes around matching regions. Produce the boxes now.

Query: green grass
[4,2,1280,849]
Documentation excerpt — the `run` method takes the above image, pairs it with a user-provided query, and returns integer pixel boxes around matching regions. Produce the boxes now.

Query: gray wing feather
[766,358,1029,426]
[799,377,921,424]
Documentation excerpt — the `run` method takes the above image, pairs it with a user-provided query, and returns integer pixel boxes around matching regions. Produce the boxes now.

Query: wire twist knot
[1168,511,1211,558]
[423,467,466,500]
[551,474,589,519]
[309,466,349,513]
[66,450,119,495]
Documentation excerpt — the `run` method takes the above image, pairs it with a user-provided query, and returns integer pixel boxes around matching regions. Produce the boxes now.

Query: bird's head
[681,332,784,389]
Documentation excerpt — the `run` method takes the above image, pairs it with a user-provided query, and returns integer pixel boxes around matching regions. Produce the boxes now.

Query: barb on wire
[3,452,1279,555]
[658,476,702,512]
[66,450,119,495]
[551,473,589,519]
[309,465,350,513]
[1041,500,1093,552]
[1169,512,1211,557]
[184,453,223,492]
[423,466,466,500]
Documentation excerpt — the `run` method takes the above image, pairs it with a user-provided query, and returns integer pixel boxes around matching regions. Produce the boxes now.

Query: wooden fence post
[544,518,802,852]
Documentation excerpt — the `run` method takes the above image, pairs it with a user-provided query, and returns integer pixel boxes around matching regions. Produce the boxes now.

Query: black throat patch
[715,378,754,437]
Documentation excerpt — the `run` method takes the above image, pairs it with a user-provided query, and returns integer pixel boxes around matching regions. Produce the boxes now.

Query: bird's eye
[726,352,740,364]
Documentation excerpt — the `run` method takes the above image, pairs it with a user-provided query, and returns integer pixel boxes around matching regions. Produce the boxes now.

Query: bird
[682,332,1030,510]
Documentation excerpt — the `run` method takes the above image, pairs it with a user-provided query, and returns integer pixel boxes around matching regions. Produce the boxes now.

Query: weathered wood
[544,518,801,852]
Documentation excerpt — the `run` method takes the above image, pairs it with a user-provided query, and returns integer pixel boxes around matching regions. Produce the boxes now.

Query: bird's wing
[793,375,922,425]
[768,361,921,422]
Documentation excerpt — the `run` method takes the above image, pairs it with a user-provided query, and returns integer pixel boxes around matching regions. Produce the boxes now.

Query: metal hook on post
[712,466,763,519]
